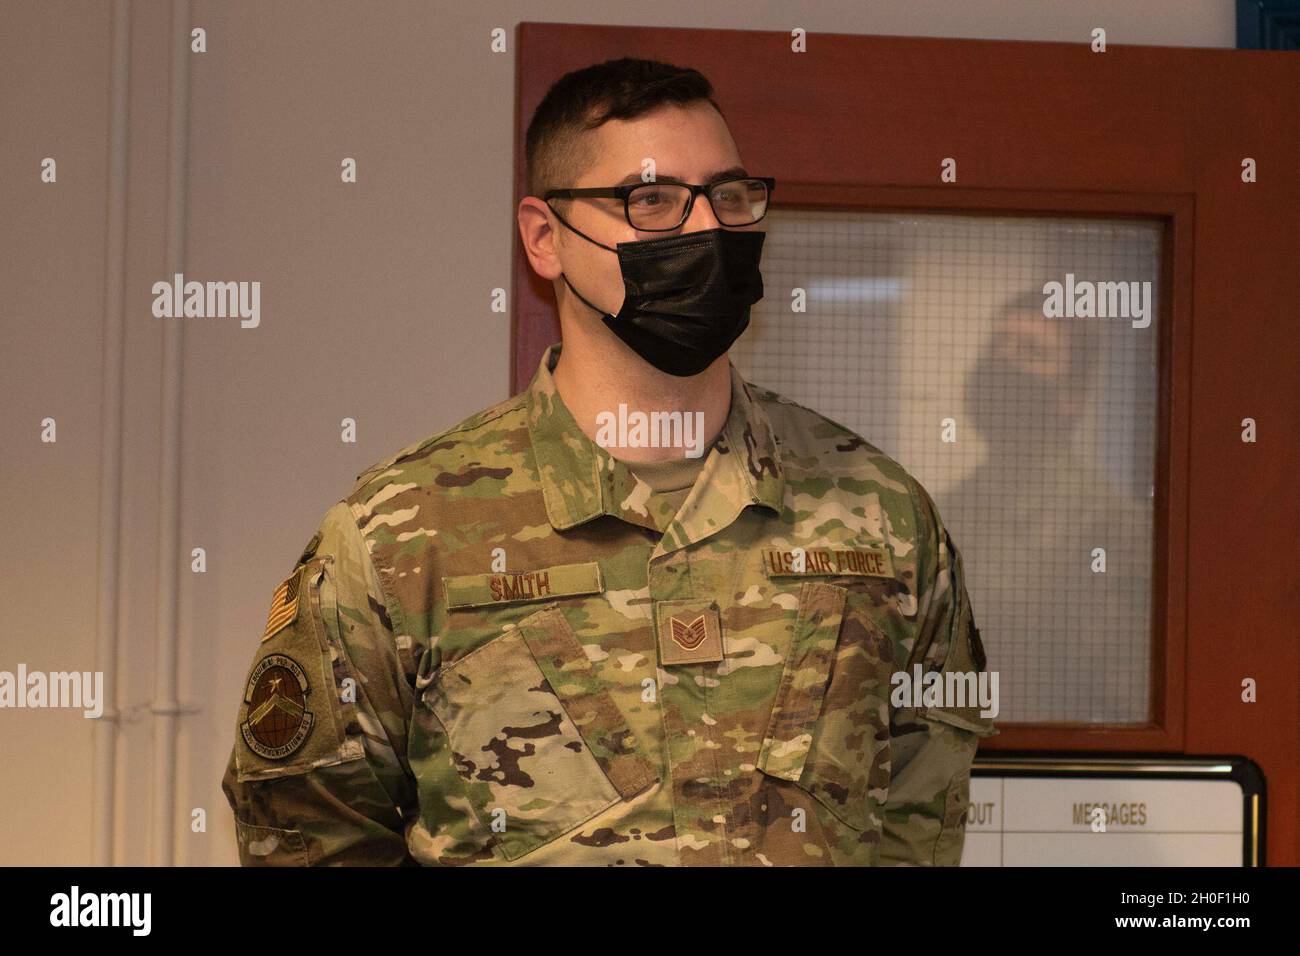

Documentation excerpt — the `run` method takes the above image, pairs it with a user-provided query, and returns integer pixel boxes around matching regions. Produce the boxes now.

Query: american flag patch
[261,569,303,641]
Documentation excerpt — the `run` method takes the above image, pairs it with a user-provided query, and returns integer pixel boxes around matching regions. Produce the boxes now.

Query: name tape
[443,561,604,609]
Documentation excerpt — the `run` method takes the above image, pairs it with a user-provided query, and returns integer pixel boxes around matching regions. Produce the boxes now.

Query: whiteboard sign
[961,756,1263,867]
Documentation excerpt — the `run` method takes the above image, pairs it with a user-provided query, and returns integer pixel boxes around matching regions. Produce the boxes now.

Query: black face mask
[553,212,766,377]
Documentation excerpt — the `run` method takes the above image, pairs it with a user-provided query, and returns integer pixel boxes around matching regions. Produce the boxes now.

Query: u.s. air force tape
[762,546,894,578]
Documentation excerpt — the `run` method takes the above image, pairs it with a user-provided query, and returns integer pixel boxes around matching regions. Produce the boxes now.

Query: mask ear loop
[547,200,619,317]
[560,273,609,317]
[546,200,617,252]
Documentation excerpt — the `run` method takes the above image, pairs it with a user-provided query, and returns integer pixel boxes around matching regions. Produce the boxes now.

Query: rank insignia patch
[656,600,724,666]
[262,568,303,642]
[241,654,314,760]
[670,614,708,650]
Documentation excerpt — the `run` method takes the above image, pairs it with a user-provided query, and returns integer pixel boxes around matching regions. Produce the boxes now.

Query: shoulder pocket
[917,620,998,737]
[417,604,654,861]
[234,557,366,782]
[756,581,894,833]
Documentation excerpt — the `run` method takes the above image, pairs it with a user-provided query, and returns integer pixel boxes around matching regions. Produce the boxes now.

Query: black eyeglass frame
[543,176,777,232]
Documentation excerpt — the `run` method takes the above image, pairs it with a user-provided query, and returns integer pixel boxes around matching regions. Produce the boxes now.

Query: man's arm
[221,501,419,865]
[879,480,996,866]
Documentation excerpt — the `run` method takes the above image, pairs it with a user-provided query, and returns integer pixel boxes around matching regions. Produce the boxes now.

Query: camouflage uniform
[222,342,995,866]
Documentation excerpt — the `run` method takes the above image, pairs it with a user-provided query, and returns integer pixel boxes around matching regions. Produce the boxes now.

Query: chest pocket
[755,581,894,833]
[418,604,655,861]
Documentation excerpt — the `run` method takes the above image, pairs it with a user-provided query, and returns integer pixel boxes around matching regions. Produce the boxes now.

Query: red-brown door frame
[511,23,1300,864]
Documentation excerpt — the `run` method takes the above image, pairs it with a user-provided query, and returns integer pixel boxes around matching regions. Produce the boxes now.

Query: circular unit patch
[241,653,315,760]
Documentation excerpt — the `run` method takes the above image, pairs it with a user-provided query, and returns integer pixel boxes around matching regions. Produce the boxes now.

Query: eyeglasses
[544,176,776,232]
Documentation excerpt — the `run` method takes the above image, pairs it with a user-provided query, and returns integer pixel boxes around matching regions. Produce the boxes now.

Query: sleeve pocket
[918,617,998,738]
[234,558,367,782]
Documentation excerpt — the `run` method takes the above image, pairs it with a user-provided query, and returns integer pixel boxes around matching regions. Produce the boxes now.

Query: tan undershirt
[629,451,710,529]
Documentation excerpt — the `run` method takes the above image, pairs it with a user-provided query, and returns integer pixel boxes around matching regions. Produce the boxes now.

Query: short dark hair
[525,57,723,200]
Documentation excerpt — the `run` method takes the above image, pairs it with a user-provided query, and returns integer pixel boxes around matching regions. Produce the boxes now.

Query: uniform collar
[525,343,785,545]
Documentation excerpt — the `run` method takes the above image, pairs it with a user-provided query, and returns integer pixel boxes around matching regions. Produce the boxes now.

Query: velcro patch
[262,568,304,641]
[655,600,724,666]
[241,653,314,760]
[762,546,893,579]
[443,561,603,609]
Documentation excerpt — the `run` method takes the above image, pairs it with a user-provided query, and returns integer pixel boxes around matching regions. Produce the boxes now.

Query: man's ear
[518,197,563,281]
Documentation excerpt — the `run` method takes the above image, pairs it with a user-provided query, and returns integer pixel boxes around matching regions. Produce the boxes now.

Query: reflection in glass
[732,211,1159,723]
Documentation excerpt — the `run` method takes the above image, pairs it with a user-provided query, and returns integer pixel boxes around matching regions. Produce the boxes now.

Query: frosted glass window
[732,210,1160,724]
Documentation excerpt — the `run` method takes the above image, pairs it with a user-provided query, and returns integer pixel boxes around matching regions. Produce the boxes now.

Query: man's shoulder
[747,377,949,583]
[747,379,919,500]
[343,389,531,511]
